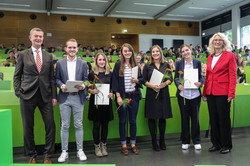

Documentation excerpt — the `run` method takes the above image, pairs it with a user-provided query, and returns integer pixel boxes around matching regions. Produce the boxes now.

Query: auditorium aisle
[13,128,250,166]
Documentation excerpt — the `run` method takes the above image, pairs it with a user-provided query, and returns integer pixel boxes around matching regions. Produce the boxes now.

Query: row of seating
[1,66,250,91]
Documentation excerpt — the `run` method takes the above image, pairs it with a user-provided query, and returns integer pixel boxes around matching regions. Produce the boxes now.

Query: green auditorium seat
[0,53,9,59]
[82,57,92,62]
[53,51,64,57]
[0,80,11,90]
[111,56,119,62]
[244,66,250,83]
[240,52,246,56]
[162,50,168,55]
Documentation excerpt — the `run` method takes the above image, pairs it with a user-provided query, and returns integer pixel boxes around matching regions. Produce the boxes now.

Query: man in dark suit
[56,39,88,162]
[82,49,90,57]
[13,28,57,164]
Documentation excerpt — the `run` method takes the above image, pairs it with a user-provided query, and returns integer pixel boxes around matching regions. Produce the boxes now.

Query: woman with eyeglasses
[202,32,237,154]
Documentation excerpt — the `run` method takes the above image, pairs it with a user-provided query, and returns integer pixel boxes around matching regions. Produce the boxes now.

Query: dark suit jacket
[203,51,237,98]
[13,48,57,103]
[174,59,204,97]
[56,57,88,104]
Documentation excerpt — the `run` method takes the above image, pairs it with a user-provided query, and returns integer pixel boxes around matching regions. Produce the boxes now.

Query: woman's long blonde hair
[149,45,165,64]
[119,43,137,77]
[92,51,110,75]
[207,32,232,54]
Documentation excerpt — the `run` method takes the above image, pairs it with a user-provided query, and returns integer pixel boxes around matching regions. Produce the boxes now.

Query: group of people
[13,28,237,164]
[236,49,249,83]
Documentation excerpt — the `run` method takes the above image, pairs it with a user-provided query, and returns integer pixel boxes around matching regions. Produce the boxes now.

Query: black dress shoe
[220,148,230,154]
[209,146,220,152]
[152,140,160,151]
[159,140,166,150]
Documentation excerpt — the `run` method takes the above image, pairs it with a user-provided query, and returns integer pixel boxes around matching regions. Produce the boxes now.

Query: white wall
[139,34,201,52]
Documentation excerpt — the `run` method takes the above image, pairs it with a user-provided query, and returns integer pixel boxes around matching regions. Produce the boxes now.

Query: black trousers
[207,94,232,149]
[178,96,201,144]
[20,90,55,158]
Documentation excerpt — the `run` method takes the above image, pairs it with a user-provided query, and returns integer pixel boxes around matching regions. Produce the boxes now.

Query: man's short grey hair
[30,28,44,36]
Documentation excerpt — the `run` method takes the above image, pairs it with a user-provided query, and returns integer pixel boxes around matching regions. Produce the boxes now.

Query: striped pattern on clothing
[124,64,135,92]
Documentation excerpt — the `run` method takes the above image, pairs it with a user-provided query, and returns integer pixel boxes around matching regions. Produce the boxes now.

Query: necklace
[214,51,223,57]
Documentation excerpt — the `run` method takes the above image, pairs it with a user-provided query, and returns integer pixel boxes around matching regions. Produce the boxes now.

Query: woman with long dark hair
[112,43,143,155]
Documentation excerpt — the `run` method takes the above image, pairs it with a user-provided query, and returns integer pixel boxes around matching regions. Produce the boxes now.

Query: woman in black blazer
[174,44,204,150]
[112,43,143,155]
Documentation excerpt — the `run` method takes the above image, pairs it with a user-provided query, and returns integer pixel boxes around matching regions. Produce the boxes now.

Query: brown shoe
[121,147,129,155]
[28,158,36,164]
[131,146,139,155]
[44,157,52,164]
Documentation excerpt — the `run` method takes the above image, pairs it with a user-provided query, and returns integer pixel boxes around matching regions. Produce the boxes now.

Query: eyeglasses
[213,39,224,42]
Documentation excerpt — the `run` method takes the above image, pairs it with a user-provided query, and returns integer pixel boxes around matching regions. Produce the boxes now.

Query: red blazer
[203,51,237,98]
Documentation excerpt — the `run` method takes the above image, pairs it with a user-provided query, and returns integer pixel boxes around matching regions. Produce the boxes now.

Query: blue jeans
[59,95,84,151]
[117,93,139,145]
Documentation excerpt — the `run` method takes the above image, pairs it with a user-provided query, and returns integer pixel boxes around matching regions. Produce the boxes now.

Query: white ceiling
[0,0,248,21]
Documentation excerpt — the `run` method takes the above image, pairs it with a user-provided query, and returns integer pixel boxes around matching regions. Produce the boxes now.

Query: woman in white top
[174,44,203,150]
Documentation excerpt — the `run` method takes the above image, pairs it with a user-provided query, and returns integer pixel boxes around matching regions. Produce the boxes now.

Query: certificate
[149,69,163,85]
[94,84,110,105]
[132,66,138,79]
[184,69,198,89]
[131,66,138,87]
[65,80,83,92]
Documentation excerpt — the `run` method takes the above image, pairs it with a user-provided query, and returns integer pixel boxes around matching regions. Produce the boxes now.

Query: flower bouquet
[84,75,104,108]
[175,71,186,105]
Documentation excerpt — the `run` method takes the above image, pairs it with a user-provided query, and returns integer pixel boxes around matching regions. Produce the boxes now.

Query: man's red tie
[35,49,42,73]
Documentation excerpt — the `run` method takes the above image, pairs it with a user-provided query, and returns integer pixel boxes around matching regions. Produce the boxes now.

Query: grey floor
[13,127,250,166]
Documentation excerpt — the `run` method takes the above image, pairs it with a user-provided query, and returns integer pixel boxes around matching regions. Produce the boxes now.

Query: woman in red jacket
[203,32,237,154]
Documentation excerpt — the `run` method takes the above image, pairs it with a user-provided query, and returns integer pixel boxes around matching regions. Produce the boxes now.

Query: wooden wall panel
[111,39,131,49]
[47,30,78,39]
[47,15,77,31]
[17,29,30,38]
[0,28,18,38]
[17,37,30,47]
[45,38,67,48]
[157,27,180,35]
[17,13,49,33]
[130,35,139,53]
[0,38,18,47]
[0,11,199,49]
[0,12,18,28]
[78,17,108,32]
[111,35,139,52]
